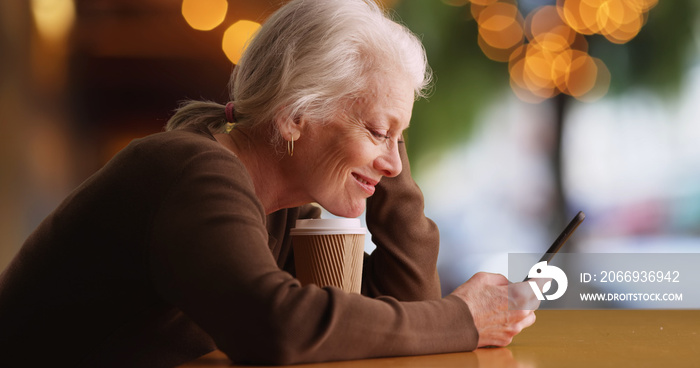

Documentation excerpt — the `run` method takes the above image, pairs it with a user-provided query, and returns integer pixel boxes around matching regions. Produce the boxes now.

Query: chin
[324,202,366,218]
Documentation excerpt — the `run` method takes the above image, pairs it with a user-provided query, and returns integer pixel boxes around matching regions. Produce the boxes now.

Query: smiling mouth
[352,173,378,195]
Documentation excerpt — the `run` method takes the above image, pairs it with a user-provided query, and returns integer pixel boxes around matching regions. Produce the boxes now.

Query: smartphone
[523,211,585,281]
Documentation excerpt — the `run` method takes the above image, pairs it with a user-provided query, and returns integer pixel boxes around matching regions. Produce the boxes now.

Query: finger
[534,277,553,288]
[513,310,537,331]
[518,291,542,310]
[508,281,531,300]
[508,282,541,310]
[507,308,532,323]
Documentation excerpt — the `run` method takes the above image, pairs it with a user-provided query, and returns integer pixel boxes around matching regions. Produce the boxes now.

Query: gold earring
[287,135,294,157]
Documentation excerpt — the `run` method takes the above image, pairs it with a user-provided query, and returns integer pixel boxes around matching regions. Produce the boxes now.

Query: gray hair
[166,0,432,139]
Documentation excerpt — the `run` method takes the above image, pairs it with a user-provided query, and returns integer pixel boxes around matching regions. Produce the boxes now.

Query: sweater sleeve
[362,141,443,301]
[148,144,477,365]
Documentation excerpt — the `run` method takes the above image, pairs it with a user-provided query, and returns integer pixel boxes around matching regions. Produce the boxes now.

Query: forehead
[351,73,414,129]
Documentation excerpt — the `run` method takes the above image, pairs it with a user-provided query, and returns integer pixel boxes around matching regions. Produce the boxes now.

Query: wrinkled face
[295,74,414,218]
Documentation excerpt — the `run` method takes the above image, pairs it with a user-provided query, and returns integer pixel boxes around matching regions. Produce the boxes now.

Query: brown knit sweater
[0,124,477,367]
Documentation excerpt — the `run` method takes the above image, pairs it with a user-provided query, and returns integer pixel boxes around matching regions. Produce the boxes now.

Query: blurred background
[1,0,699,295]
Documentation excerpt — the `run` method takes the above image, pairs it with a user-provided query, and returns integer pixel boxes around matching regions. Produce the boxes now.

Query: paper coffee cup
[290,219,366,293]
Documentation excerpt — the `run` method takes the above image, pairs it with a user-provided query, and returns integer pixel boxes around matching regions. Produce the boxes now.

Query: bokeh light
[31,0,76,43]
[556,0,656,41]
[577,57,611,101]
[526,5,576,52]
[476,2,525,62]
[469,0,655,103]
[181,0,228,31]
[222,20,261,64]
[562,50,598,96]
[506,5,605,102]
[471,0,500,6]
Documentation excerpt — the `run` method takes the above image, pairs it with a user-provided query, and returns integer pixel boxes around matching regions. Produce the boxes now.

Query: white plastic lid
[289,218,366,235]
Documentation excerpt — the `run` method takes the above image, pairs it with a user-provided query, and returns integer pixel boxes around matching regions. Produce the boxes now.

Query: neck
[214,128,310,214]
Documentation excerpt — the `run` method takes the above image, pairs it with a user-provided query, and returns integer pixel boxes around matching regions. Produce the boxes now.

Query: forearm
[362,142,442,301]
[211,273,477,365]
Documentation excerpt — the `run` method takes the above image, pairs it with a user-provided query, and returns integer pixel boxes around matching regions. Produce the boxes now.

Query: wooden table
[178,310,700,367]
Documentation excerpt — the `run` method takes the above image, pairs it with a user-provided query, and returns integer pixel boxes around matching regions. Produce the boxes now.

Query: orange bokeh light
[222,20,261,64]
[563,50,598,97]
[181,0,228,31]
[470,0,654,102]
[578,57,611,102]
[503,4,611,103]
[471,0,500,6]
[526,6,577,51]
[478,2,523,49]
[557,0,655,42]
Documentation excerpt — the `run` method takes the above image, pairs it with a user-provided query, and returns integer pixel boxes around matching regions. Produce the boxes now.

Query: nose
[373,143,402,178]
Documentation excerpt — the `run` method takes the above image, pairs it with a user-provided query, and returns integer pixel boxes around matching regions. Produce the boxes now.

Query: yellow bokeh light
[509,47,549,103]
[510,81,550,103]
[578,57,611,102]
[602,0,644,43]
[478,2,524,51]
[526,6,577,50]
[570,32,590,52]
[565,51,598,97]
[476,0,645,103]
[478,34,519,62]
[557,0,583,33]
[31,0,76,43]
[579,0,605,34]
[550,49,573,91]
[557,0,655,42]
[182,0,228,31]
[471,0,499,6]
[506,27,607,103]
[508,45,528,85]
[523,46,558,92]
[509,44,558,100]
[630,0,658,13]
[539,31,573,53]
[222,20,261,64]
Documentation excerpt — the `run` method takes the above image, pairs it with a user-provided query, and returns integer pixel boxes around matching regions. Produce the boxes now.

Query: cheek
[316,146,349,180]
[315,131,375,179]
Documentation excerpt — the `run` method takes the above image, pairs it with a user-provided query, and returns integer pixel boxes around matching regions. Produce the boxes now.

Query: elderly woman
[0,0,537,366]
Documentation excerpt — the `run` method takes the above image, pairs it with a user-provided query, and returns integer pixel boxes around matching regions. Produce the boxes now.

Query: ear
[275,111,308,141]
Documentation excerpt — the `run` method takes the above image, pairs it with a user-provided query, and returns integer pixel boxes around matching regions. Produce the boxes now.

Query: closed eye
[370,130,390,140]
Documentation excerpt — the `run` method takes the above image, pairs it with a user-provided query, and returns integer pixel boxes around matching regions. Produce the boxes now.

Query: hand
[450,272,539,347]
